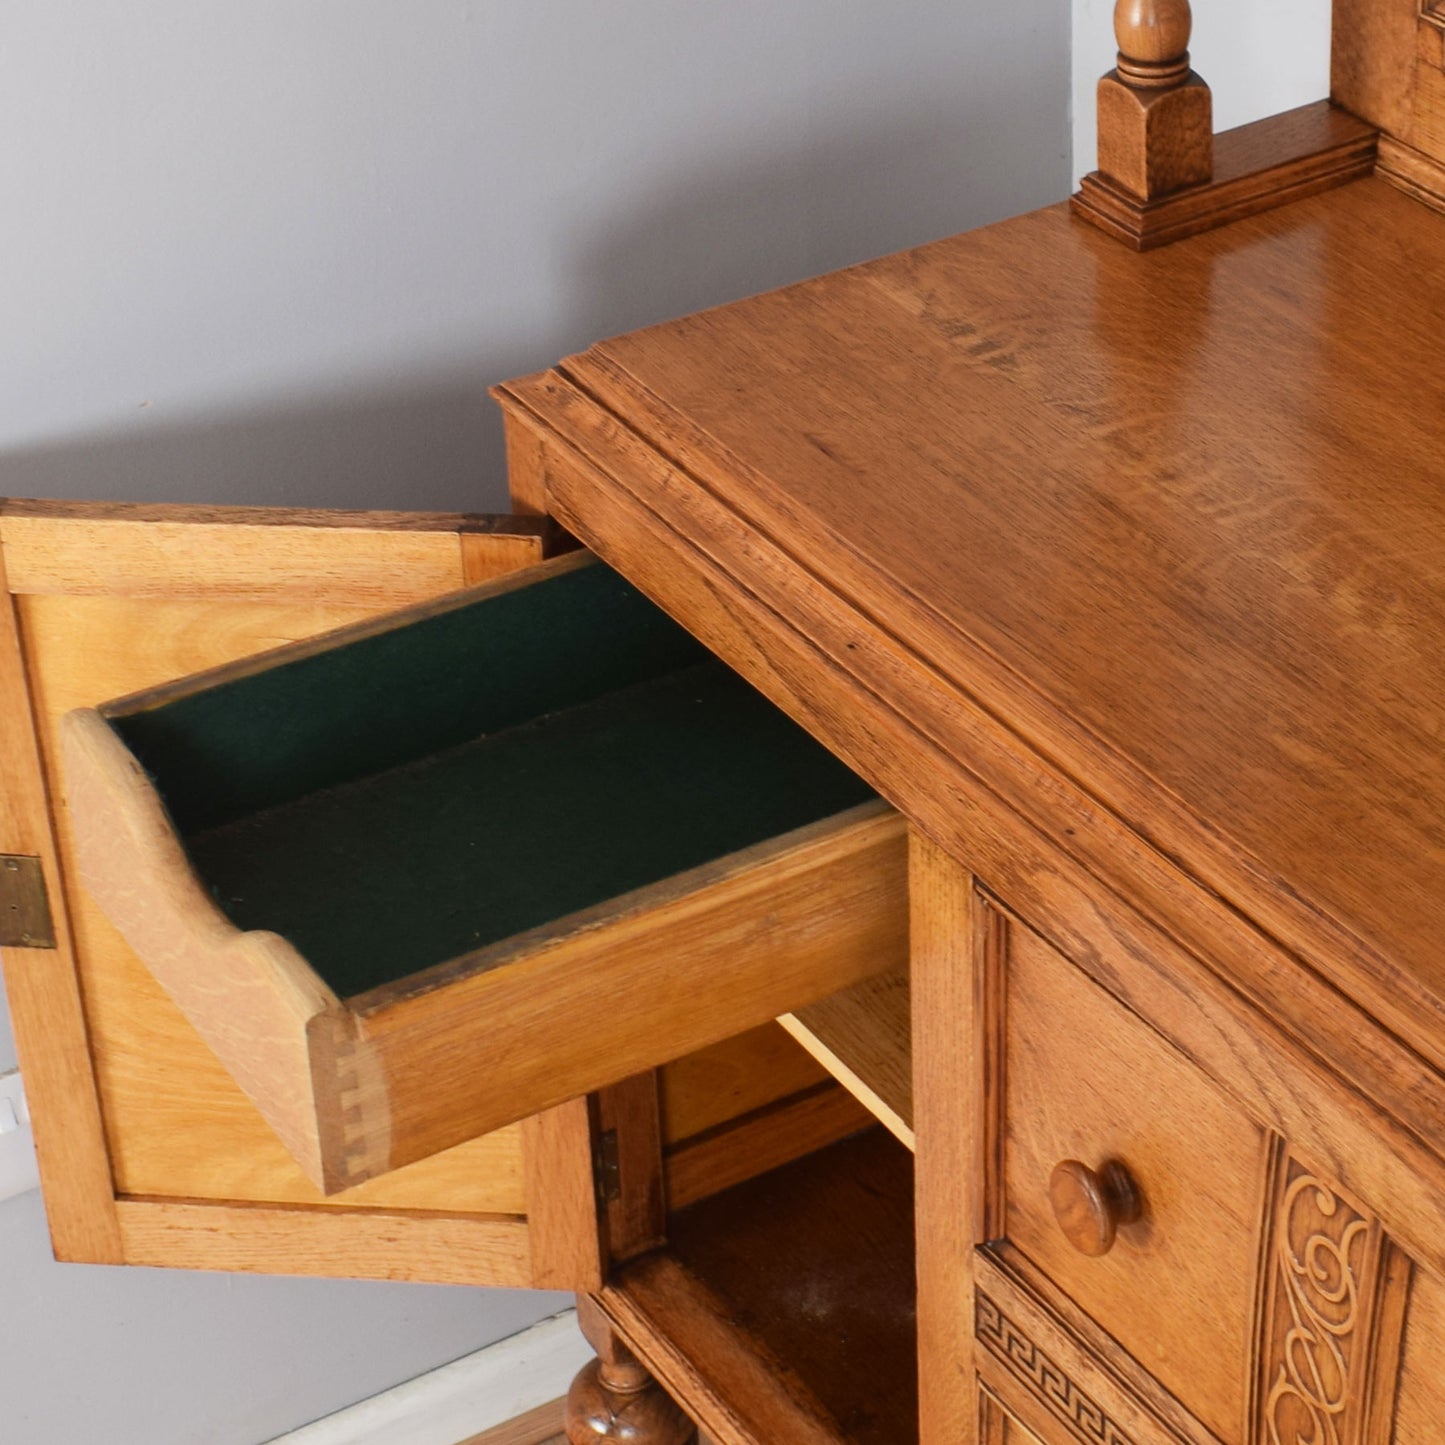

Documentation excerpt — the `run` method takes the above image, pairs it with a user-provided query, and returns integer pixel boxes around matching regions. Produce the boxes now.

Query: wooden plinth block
[1076,0,1378,250]
[1074,101,1378,250]
[1097,70,1213,201]
[1096,0,1213,203]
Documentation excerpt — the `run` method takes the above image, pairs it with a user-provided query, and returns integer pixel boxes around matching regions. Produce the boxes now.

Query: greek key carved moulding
[1250,1143,1411,1445]
[976,1292,1136,1445]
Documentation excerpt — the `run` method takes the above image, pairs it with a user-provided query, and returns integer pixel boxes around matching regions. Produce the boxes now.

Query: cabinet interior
[622,1124,918,1445]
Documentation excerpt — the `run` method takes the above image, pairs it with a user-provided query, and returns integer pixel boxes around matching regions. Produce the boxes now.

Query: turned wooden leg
[566,1295,695,1444]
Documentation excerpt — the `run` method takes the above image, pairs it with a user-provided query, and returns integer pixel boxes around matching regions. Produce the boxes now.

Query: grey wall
[2,1,1070,514]
[0,986,15,1073]
[0,4,1071,1442]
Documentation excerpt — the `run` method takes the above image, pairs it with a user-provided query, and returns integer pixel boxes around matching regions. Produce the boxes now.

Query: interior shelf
[780,967,913,1148]
[606,1127,917,1445]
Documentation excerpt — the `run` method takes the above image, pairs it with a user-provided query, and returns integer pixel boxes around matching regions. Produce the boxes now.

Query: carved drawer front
[1000,914,1269,1444]
[62,549,907,1195]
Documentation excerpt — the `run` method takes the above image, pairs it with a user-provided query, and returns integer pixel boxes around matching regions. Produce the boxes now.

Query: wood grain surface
[659,1023,830,1145]
[1335,0,1445,172]
[462,1397,565,1445]
[1377,131,1445,211]
[521,176,1445,1123]
[909,834,985,1445]
[600,1255,842,1445]
[1391,1259,1445,1443]
[663,1083,871,1211]
[0,549,122,1261]
[113,1198,532,1287]
[62,706,348,1188]
[659,1025,853,1210]
[600,1128,916,1445]
[0,501,543,603]
[520,1099,603,1292]
[346,802,907,1181]
[977,1394,1045,1445]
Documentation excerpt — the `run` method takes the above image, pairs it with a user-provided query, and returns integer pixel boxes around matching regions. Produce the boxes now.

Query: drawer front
[1002,912,1270,1443]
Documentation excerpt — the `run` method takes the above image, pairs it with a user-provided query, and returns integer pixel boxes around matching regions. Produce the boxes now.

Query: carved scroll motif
[1253,1150,1411,1445]
[976,1292,1135,1445]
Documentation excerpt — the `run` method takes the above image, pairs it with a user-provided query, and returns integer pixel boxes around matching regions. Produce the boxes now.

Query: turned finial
[1114,0,1193,86]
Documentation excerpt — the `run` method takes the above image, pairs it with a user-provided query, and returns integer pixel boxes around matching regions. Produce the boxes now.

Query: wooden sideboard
[8,3,1445,1442]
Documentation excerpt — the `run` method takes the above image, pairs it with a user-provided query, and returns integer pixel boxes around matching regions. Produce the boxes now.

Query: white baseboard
[267,1309,588,1445]
[0,1071,40,1203]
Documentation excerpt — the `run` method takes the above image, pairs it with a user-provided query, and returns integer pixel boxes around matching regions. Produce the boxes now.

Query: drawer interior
[104,555,875,1001]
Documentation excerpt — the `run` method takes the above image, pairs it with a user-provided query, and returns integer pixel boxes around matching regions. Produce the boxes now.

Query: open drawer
[61,550,907,1194]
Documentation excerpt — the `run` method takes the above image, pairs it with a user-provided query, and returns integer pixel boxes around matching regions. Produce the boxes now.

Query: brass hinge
[0,855,56,948]
[593,1127,621,1205]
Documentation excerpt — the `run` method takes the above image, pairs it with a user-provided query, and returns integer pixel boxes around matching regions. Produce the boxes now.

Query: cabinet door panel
[0,503,558,1284]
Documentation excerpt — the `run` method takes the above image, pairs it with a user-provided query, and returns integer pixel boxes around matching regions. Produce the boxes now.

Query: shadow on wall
[571,105,1068,346]
[2,100,1066,516]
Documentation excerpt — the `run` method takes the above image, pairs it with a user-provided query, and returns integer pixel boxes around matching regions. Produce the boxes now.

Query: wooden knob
[1049,1159,1143,1257]
[1114,0,1192,85]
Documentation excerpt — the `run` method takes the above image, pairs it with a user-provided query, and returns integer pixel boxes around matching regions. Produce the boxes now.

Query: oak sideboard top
[519,174,1445,1098]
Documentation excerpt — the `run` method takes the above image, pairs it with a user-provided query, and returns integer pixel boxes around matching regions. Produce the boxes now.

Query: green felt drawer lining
[186,660,873,999]
[111,561,707,834]
[108,561,876,1001]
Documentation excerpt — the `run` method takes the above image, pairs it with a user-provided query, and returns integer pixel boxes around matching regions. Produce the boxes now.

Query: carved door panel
[1250,1148,1411,1445]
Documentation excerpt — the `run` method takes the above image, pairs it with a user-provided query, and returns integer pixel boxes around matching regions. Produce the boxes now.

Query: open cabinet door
[0,500,602,1288]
